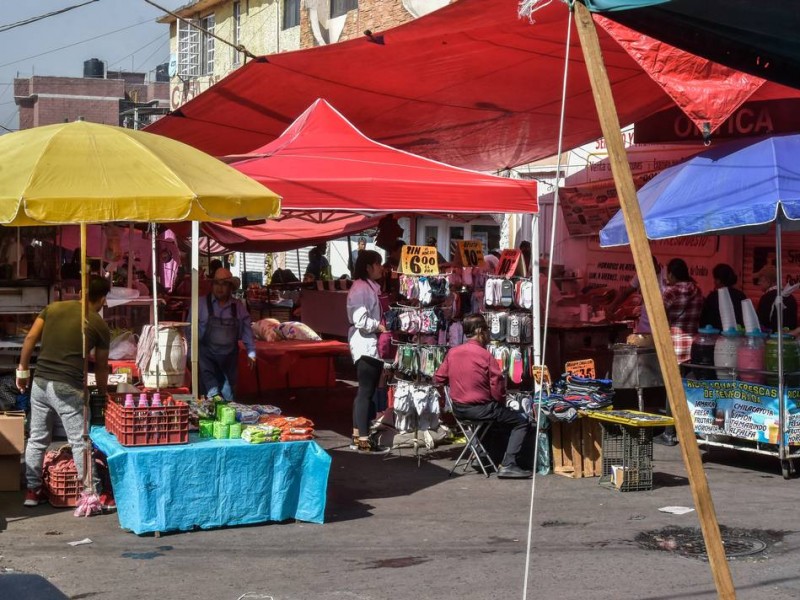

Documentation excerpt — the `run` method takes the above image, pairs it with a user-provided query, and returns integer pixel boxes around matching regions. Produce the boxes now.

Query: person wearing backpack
[198,268,255,401]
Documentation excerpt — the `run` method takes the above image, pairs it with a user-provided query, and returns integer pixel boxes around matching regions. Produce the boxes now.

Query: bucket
[141,323,187,388]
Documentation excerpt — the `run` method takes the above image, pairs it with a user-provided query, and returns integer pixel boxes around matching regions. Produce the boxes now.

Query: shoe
[23,487,47,507]
[356,437,391,455]
[98,493,116,512]
[349,435,359,451]
[497,464,533,479]
[653,432,678,447]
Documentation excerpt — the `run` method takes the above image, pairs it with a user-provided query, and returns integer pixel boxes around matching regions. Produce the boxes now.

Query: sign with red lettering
[496,249,523,278]
[458,240,485,267]
[635,99,800,144]
[565,359,595,379]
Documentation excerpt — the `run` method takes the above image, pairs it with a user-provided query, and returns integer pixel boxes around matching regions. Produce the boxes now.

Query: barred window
[283,0,300,29]
[330,0,357,18]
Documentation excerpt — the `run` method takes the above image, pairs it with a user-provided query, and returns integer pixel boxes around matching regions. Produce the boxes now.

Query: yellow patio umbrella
[0,121,281,513]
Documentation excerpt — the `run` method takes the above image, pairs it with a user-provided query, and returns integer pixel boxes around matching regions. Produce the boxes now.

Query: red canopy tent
[145,0,795,172]
[193,99,537,251]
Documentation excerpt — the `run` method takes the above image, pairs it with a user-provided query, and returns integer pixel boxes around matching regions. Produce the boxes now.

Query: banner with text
[683,379,800,445]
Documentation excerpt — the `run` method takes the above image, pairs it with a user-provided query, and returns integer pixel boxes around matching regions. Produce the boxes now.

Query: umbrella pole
[776,222,786,464]
[151,223,161,393]
[573,3,735,598]
[191,221,200,399]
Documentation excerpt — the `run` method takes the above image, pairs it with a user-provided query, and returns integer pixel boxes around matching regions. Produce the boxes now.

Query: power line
[0,0,99,34]
[108,32,165,70]
[137,39,170,72]
[0,18,153,70]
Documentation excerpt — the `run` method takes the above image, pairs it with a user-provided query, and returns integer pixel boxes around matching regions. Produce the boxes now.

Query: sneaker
[348,436,359,451]
[356,437,391,455]
[497,464,533,479]
[99,493,116,512]
[23,487,47,507]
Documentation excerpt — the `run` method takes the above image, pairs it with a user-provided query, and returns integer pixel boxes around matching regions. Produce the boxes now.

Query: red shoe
[99,492,116,512]
[23,487,47,507]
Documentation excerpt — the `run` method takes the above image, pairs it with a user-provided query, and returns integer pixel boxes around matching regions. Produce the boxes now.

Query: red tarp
[145,0,784,172]
[228,99,537,215]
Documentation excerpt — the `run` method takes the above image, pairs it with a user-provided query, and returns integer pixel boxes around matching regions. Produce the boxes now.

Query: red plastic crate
[45,467,81,507]
[106,394,189,447]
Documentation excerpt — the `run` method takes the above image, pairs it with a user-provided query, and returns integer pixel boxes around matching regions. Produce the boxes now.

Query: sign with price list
[457,240,485,267]
[400,245,439,275]
[496,249,524,278]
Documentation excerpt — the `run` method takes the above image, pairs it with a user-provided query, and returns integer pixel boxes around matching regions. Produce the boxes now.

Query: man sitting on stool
[434,313,532,479]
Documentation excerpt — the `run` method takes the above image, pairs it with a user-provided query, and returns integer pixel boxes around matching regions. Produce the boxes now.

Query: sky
[0,0,186,132]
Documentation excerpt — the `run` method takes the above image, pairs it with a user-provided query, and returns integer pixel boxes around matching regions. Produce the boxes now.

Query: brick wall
[300,0,425,48]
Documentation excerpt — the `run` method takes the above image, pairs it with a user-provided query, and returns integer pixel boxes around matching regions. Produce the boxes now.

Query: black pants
[354,356,383,436]
[453,401,530,467]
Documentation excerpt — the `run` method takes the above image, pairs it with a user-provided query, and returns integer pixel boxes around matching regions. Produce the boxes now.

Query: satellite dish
[168,54,178,77]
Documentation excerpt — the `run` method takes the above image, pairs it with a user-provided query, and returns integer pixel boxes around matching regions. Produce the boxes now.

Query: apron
[204,294,239,355]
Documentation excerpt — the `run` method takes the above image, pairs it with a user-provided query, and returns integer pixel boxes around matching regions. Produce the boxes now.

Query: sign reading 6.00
[401,245,439,275]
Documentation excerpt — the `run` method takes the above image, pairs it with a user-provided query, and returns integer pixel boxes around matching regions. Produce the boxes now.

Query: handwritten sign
[565,358,596,379]
[400,245,439,275]
[531,365,552,387]
[457,240,485,267]
[496,249,523,278]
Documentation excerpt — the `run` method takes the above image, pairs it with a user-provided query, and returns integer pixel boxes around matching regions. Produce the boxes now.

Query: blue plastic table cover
[91,426,331,534]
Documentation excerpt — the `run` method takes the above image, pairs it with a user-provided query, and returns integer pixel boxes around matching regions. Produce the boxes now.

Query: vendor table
[91,426,331,535]
[236,339,350,397]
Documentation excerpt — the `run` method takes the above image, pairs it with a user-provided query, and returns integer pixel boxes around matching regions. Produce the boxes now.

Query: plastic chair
[444,387,497,477]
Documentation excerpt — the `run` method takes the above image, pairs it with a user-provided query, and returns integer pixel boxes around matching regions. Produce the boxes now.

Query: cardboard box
[0,454,21,491]
[611,465,640,490]
[0,411,25,455]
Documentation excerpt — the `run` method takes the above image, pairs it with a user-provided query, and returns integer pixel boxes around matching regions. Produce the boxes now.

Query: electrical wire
[137,38,170,73]
[107,33,165,70]
[0,0,99,34]
[0,18,153,70]
[522,3,574,600]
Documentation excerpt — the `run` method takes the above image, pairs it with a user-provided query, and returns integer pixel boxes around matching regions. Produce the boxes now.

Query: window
[330,0,357,18]
[232,2,241,65]
[177,14,215,76]
[282,0,300,29]
[201,15,215,75]
[177,18,200,77]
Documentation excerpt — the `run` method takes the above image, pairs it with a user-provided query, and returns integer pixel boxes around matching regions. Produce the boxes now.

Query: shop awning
[227,99,537,216]
[584,0,800,90]
[145,0,773,172]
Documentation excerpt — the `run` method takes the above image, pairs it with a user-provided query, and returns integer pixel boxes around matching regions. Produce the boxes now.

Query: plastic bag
[108,331,137,360]
[536,431,551,476]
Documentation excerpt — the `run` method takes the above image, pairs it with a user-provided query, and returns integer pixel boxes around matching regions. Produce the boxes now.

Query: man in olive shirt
[17,276,111,507]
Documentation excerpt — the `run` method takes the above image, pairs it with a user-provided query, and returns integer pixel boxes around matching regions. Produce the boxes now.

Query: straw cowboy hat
[213,267,241,291]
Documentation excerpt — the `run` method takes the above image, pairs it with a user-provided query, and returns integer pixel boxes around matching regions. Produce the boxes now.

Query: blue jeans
[199,349,239,400]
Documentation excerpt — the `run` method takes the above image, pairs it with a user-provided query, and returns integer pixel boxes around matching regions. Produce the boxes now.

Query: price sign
[565,358,596,379]
[457,240,485,267]
[496,249,522,278]
[400,245,439,275]
[531,365,552,387]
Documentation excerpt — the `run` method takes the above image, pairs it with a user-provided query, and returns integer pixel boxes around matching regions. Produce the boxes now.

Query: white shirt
[346,278,382,362]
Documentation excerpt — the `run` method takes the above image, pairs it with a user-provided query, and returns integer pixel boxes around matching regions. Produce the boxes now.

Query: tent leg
[573,3,736,599]
[191,221,200,400]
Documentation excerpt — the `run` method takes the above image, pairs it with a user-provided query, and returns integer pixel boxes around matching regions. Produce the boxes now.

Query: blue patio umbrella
[600,133,800,466]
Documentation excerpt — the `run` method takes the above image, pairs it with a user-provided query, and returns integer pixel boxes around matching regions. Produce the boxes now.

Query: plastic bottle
[690,326,719,380]
[765,333,800,387]
[714,330,742,380]
[151,393,162,407]
[736,332,766,384]
[124,393,135,408]
[137,392,149,408]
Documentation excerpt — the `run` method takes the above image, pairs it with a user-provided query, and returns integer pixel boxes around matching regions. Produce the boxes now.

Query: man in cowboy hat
[198,268,256,401]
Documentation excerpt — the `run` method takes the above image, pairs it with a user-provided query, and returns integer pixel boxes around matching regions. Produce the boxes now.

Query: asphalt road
[1,388,799,600]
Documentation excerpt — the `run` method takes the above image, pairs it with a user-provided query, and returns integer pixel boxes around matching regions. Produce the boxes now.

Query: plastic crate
[599,422,653,492]
[90,391,108,426]
[46,467,81,507]
[106,394,189,447]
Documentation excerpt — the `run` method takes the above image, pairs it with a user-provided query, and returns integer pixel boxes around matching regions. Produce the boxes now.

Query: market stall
[600,133,800,477]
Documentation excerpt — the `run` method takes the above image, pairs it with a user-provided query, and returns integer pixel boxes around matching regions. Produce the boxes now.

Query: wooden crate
[551,417,603,478]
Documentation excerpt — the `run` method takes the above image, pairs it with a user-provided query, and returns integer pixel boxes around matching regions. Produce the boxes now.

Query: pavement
[1,385,799,600]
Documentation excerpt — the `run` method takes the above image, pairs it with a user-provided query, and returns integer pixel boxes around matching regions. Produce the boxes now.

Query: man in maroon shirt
[435,314,532,478]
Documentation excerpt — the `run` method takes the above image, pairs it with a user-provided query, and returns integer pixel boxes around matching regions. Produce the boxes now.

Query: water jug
[765,333,800,387]
[714,331,742,380]
[690,326,719,380]
[736,332,766,384]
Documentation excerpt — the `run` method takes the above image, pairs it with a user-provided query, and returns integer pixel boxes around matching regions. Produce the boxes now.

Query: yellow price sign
[458,240,485,267]
[565,358,596,379]
[400,245,439,275]
[531,365,552,387]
